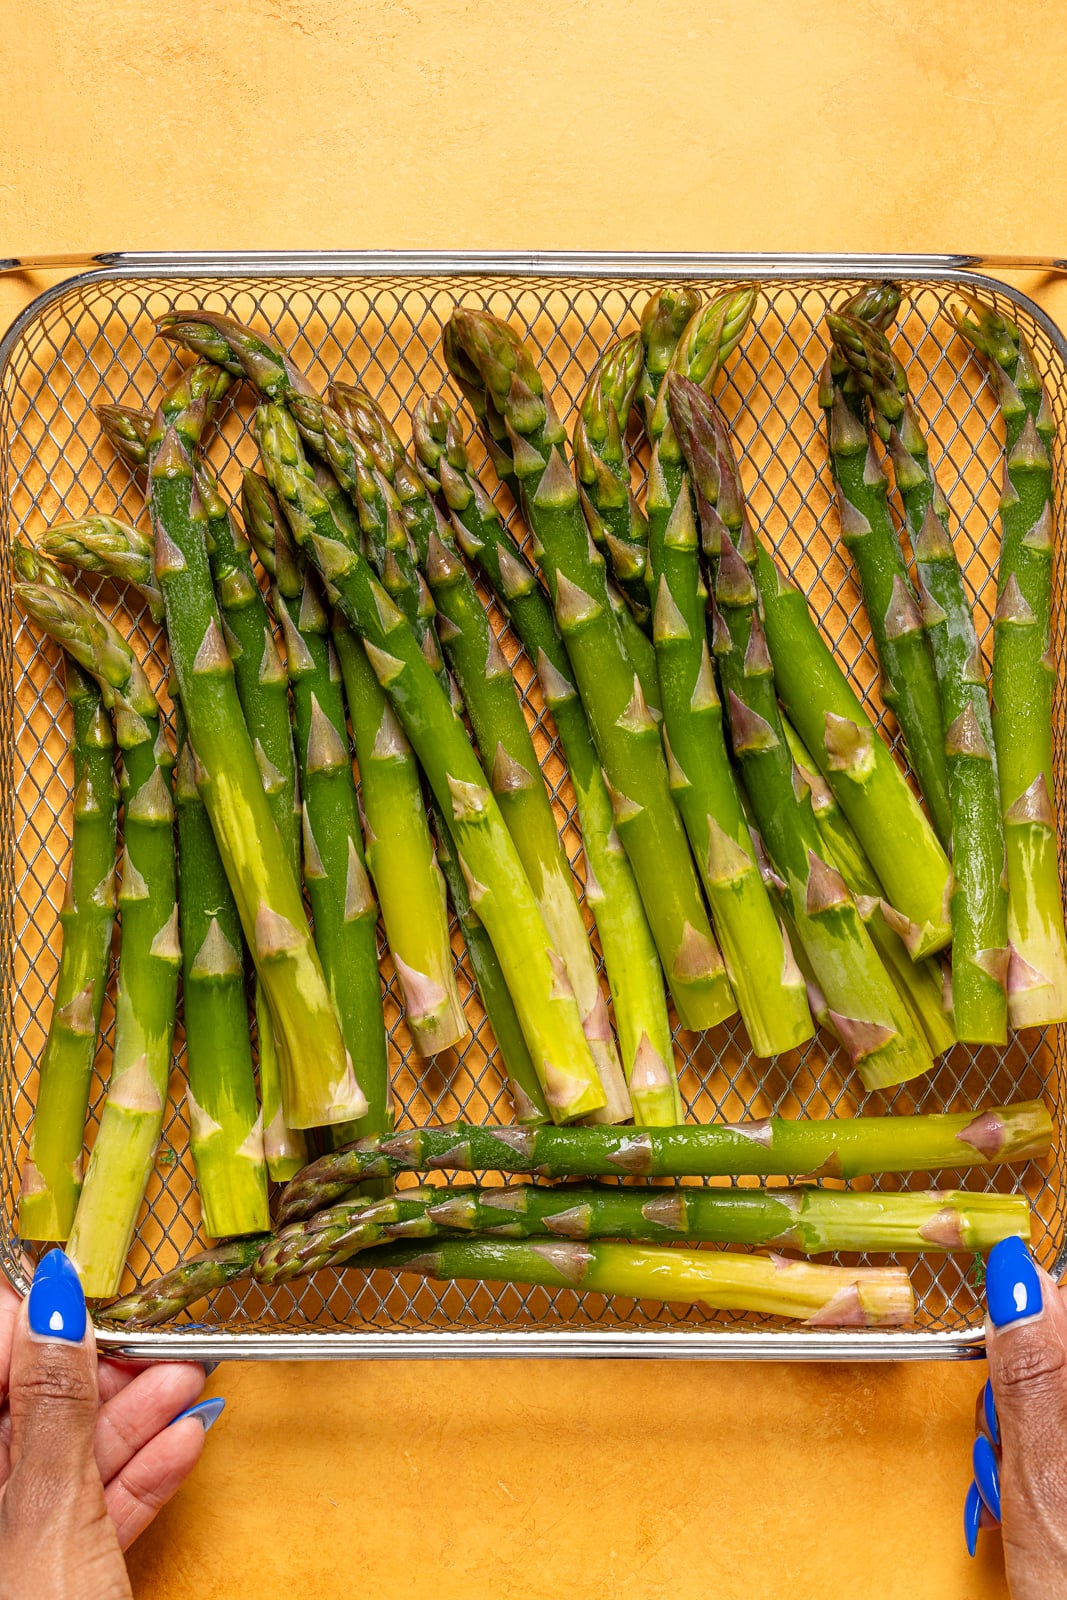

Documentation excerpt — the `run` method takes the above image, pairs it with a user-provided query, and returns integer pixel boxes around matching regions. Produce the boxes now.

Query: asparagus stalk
[419,497,630,1121]
[645,292,814,1057]
[821,321,952,844]
[953,296,1067,1028]
[173,699,269,1237]
[103,1235,270,1326]
[170,319,468,1058]
[306,403,538,1102]
[14,550,181,1294]
[104,1202,931,1327]
[782,719,955,1057]
[18,650,118,1242]
[412,396,680,1124]
[146,383,364,1130]
[239,476,390,1135]
[445,308,734,1033]
[196,464,309,1177]
[574,334,651,626]
[669,376,933,1091]
[92,400,309,1175]
[264,1180,1030,1281]
[277,1100,1052,1224]
[255,403,607,1123]
[433,822,548,1123]
[753,542,952,957]
[307,456,469,1065]
[356,1237,914,1326]
[833,311,1009,1043]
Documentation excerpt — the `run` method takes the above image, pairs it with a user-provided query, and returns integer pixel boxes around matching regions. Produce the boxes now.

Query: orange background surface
[3,1,1066,1595]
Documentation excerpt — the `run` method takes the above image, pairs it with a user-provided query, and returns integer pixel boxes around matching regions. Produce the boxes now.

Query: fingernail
[983,1378,999,1446]
[964,1480,983,1557]
[200,1361,220,1378]
[27,1249,86,1344]
[973,1433,1001,1523]
[986,1235,1043,1328]
[171,1397,225,1433]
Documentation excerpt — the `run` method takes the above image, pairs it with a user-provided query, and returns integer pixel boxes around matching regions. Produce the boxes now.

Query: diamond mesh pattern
[0,264,1062,1356]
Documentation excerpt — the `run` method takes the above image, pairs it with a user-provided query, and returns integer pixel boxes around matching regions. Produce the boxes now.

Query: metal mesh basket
[0,253,1061,1360]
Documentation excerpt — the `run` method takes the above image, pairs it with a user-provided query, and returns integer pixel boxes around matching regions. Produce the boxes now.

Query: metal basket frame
[0,251,1063,1362]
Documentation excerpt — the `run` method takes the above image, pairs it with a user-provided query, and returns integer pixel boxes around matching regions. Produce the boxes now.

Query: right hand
[967,1235,1067,1597]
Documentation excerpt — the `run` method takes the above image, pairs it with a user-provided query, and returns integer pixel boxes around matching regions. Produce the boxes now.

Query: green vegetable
[445,307,734,1032]
[954,295,1067,1028]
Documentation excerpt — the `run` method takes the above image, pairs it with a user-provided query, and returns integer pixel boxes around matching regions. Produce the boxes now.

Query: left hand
[0,1250,216,1600]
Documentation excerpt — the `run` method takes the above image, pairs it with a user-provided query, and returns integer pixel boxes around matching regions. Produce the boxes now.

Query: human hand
[965,1235,1067,1597]
[0,1250,222,1600]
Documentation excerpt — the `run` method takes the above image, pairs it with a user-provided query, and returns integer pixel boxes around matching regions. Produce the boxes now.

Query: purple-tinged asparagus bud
[944,704,992,760]
[1004,772,1056,827]
[727,690,779,754]
[883,574,924,640]
[994,573,1037,627]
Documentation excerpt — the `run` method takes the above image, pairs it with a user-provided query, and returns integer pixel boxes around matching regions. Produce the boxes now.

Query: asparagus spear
[953,296,1067,1028]
[669,376,933,1091]
[277,1100,1052,1224]
[104,1176,1024,1324]
[161,316,468,1059]
[239,476,390,1136]
[173,698,269,1237]
[103,1235,270,1326]
[833,311,1009,1043]
[419,496,630,1122]
[255,402,607,1124]
[645,292,814,1057]
[309,458,470,1066]
[300,418,512,1095]
[194,452,310,1173]
[433,822,548,1124]
[782,719,955,1057]
[637,285,703,433]
[105,1211,919,1327]
[18,650,118,1242]
[821,321,952,844]
[39,515,164,623]
[337,398,630,1113]
[92,400,309,1175]
[14,549,181,1294]
[445,308,734,1033]
[357,1236,914,1326]
[95,404,152,470]
[753,542,952,957]
[147,382,364,1130]
[263,1180,1030,1283]
[574,334,651,626]
[412,396,680,1124]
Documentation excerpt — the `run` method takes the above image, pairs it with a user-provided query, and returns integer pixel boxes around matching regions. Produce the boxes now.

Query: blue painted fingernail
[964,1480,983,1557]
[973,1433,1001,1523]
[987,1235,1042,1328]
[27,1249,86,1344]
[983,1379,999,1445]
[171,1397,225,1432]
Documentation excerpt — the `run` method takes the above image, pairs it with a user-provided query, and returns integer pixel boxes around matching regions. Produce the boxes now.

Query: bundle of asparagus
[103,1096,1045,1325]
[11,277,1061,1329]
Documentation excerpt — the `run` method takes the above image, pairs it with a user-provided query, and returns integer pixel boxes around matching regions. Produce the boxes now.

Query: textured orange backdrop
[4,1,1066,1595]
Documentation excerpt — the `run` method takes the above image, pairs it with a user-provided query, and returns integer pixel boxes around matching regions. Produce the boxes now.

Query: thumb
[6,1250,98,1490]
[987,1236,1067,1431]
[983,1236,1067,1590]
